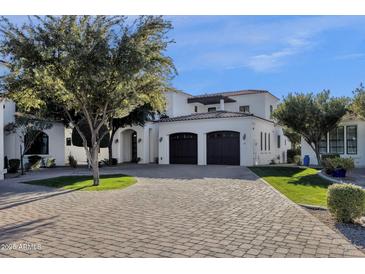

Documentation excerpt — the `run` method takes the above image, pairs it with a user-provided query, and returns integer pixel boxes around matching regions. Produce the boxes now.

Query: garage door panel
[169,133,198,164]
[207,131,240,165]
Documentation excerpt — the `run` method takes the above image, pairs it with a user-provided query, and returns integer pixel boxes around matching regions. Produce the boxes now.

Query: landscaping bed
[23,174,137,191]
[305,207,365,254]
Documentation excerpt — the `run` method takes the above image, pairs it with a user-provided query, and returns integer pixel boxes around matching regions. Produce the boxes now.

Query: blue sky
[166,16,365,98]
[2,16,365,98]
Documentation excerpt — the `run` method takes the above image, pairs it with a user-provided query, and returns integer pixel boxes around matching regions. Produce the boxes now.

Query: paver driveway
[0,164,363,258]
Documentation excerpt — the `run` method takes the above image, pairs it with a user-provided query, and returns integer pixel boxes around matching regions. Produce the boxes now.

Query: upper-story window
[270,105,273,119]
[66,137,72,146]
[208,107,216,112]
[194,106,198,113]
[239,105,250,113]
[329,126,344,154]
[346,125,357,154]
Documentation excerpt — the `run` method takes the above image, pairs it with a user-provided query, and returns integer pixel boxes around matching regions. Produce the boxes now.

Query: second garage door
[169,132,198,164]
[207,131,240,165]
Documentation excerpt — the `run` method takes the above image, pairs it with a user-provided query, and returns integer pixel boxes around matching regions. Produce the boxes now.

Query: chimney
[220,98,224,111]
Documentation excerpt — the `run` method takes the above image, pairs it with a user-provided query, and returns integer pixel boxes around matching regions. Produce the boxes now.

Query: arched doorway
[121,129,137,162]
[25,130,49,155]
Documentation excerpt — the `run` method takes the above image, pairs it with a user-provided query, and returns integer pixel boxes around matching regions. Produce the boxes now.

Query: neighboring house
[301,113,363,166]
[0,89,291,179]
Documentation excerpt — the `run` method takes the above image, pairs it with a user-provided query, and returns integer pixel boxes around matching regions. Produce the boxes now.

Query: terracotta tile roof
[158,110,253,123]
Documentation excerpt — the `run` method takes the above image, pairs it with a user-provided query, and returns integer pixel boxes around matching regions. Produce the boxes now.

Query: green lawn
[249,166,332,207]
[24,174,137,191]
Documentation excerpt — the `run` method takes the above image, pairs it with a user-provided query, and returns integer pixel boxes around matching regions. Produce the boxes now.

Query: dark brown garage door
[207,131,240,165]
[169,133,198,164]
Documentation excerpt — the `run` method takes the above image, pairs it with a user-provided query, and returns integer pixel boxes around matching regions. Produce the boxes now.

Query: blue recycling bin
[303,155,310,166]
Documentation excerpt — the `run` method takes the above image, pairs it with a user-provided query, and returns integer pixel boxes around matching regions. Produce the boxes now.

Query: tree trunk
[90,147,100,186]
[314,142,321,166]
[108,129,117,165]
[20,145,24,175]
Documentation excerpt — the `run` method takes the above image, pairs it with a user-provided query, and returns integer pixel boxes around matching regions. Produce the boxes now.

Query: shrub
[27,155,42,169]
[328,157,355,171]
[8,159,20,173]
[68,155,78,168]
[293,155,301,165]
[327,183,365,223]
[321,153,340,161]
[322,158,335,175]
[46,157,56,168]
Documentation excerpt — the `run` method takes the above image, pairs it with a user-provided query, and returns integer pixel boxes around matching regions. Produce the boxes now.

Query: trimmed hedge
[327,183,365,223]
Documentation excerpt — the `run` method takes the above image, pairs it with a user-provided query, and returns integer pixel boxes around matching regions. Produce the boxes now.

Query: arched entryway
[121,129,138,162]
[207,131,240,165]
[169,132,197,164]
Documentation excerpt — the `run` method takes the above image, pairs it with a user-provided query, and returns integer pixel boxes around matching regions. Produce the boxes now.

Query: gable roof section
[158,110,274,123]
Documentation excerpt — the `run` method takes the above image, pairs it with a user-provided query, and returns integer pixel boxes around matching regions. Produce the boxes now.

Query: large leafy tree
[0,16,175,185]
[352,84,365,118]
[273,90,349,164]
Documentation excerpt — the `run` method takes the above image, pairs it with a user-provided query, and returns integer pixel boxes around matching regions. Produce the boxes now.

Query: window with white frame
[346,125,357,154]
[329,126,344,154]
[319,134,327,154]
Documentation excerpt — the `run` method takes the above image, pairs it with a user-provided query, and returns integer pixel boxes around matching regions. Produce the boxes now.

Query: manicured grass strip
[23,174,136,191]
[248,167,332,207]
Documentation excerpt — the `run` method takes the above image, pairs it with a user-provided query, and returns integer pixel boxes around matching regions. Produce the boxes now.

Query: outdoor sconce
[138,138,142,143]
[115,139,119,144]
[159,137,163,143]
[242,134,246,141]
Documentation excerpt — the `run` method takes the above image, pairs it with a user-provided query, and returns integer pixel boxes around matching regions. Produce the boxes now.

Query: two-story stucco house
[0,89,291,179]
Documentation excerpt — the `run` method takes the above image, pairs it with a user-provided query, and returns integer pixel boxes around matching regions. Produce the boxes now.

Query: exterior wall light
[242,134,246,141]
[159,137,163,142]
[138,138,142,143]
[115,139,119,143]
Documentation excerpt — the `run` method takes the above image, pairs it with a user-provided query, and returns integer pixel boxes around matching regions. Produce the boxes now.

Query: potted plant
[328,157,355,178]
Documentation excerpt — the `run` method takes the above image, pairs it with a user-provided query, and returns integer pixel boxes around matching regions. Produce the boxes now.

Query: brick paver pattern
[0,165,363,258]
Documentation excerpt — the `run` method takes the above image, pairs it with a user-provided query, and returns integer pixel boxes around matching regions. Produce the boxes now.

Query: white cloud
[169,16,365,73]
[334,53,365,60]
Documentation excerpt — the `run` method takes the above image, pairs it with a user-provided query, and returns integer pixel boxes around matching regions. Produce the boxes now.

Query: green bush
[293,155,301,165]
[27,155,42,169]
[321,153,340,161]
[68,155,77,168]
[328,157,355,171]
[287,149,297,163]
[327,183,365,223]
[46,157,56,168]
[8,159,20,173]
[322,158,335,175]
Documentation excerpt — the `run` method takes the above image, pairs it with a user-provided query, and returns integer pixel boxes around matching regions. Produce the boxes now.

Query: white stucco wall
[301,119,365,167]
[164,91,194,117]
[157,116,286,166]
[64,127,109,165]
[4,122,66,166]
[112,122,158,164]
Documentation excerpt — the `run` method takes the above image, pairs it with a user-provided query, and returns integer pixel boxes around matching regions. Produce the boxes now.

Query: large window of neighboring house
[208,107,216,112]
[268,133,271,151]
[277,135,281,148]
[25,131,49,155]
[319,134,328,154]
[239,105,250,113]
[329,126,344,154]
[66,137,72,146]
[346,125,357,154]
[264,133,267,151]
